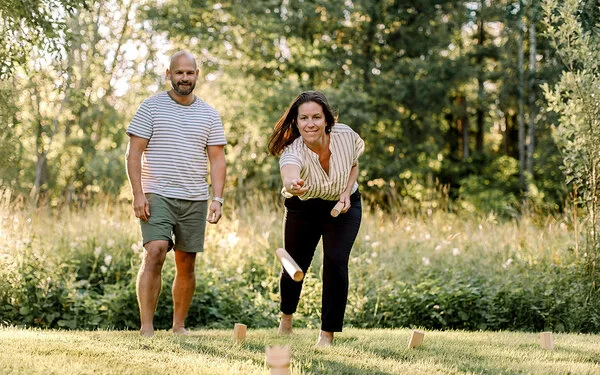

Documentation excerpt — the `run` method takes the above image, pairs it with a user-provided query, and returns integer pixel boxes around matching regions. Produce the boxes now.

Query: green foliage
[541,0,600,271]
[1,200,598,333]
[0,0,88,78]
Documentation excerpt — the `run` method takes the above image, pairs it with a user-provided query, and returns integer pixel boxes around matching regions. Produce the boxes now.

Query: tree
[0,0,88,79]
[542,0,600,274]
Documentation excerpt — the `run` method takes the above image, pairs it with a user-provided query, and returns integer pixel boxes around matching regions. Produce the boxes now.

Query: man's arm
[207,145,226,224]
[126,135,150,221]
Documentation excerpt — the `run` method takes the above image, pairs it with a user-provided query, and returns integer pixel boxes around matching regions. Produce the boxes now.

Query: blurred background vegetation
[1,0,599,332]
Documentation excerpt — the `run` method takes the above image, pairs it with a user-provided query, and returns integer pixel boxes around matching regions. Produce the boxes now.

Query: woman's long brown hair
[267,91,337,156]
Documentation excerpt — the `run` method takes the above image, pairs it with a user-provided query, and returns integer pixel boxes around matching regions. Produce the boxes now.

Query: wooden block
[233,323,247,344]
[540,331,554,350]
[266,345,290,375]
[330,201,344,217]
[407,329,425,349]
[276,248,304,282]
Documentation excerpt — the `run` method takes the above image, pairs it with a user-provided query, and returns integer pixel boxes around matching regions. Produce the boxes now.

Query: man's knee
[174,250,197,274]
[142,240,169,268]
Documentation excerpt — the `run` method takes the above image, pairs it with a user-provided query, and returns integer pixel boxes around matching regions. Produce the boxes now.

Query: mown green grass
[1,327,598,374]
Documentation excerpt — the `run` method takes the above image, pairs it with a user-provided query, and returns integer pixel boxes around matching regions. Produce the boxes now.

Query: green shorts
[140,193,208,253]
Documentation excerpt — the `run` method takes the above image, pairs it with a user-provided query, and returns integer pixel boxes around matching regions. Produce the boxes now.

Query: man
[125,50,226,337]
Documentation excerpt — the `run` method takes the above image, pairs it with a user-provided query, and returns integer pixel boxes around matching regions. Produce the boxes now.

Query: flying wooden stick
[330,201,344,217]
[275,248,304,282]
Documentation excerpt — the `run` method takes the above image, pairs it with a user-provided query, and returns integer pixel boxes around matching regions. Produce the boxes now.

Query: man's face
[167,56,198,96]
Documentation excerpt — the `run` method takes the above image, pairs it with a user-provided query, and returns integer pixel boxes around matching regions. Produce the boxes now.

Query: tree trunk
[518,0,526,190]
[458,95,470,160]
[475,0,486,154]
[527,7,537,177]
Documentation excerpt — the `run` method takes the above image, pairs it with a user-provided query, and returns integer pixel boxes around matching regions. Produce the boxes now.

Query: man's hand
[207,201,222,224]
[133,194,150,222]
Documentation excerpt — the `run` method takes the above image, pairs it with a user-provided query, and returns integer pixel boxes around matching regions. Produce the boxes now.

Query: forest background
[0,0,599,333]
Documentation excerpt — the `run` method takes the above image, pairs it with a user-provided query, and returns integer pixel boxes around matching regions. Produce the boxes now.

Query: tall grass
[1,192,597,332]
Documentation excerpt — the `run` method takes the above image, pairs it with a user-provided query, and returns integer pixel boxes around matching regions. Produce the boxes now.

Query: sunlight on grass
[0,327,598,374]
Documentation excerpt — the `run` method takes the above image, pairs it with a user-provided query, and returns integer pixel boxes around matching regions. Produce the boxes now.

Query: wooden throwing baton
[330,201,344,217]
[275,248,304,282]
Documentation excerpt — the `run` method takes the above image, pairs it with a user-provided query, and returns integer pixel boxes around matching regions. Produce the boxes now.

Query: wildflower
[94,246,102,258]
[371,241,380,249]
[452,248,461,256]
[227,232,239,247]
[104,254,112,266]
[433,305,440,309]
[422,257,430,266]
[364,234,371,241]
[100,265,108,274]
[502,258,513,269]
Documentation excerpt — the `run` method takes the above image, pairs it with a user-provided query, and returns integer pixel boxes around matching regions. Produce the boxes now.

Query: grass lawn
[1,327,598,374]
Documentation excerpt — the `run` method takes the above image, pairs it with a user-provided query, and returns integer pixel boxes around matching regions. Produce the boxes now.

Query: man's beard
[171,79,196,96]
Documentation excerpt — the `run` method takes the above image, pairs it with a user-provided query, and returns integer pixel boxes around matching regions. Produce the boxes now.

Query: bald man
[126,51,227,337]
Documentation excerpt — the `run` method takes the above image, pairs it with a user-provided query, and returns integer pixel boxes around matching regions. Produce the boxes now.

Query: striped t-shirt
[126,91,227,201]
[279,123,365,201]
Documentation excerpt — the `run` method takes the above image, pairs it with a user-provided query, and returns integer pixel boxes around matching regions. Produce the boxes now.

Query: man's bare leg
[136,240,168,337]
[172,250,197,335]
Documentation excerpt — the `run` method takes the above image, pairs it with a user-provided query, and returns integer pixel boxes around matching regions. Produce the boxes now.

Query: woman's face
[297,101,327,144]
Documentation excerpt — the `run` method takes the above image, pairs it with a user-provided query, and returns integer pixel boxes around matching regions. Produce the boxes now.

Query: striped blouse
[126,91,227,201]
[279,123,365,201]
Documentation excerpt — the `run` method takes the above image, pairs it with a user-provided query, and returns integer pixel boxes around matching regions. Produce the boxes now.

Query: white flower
[422,257,430,266]
[364,234,371,241]
[227,232,239,247]
[104,254,112,266]
[100,265,108,274]
[94,247,102,258]
[452,248,461,256]
[502,258,513,269]
[106,239,115,248]
[371,241,380,249]
[131,241,143,253]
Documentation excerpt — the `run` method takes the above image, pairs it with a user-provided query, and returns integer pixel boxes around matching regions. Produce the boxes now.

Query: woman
[268,91,365,347]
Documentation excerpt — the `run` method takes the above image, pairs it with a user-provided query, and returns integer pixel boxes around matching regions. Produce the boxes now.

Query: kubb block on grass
[540,332,554,350]
[233,323,247,344]
[266,345,291,375]
[408,329,425,349]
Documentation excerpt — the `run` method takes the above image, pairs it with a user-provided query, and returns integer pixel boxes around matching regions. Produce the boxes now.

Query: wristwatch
[212,196,224,205]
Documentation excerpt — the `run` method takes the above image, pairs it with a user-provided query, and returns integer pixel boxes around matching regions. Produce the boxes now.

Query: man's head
[167,51,199,96]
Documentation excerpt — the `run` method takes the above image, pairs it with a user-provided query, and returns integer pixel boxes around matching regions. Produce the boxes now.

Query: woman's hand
[338,191,351,214]
[286,178,309,196]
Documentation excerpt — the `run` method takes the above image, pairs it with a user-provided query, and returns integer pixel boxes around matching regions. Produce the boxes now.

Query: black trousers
[280,190,362,332]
